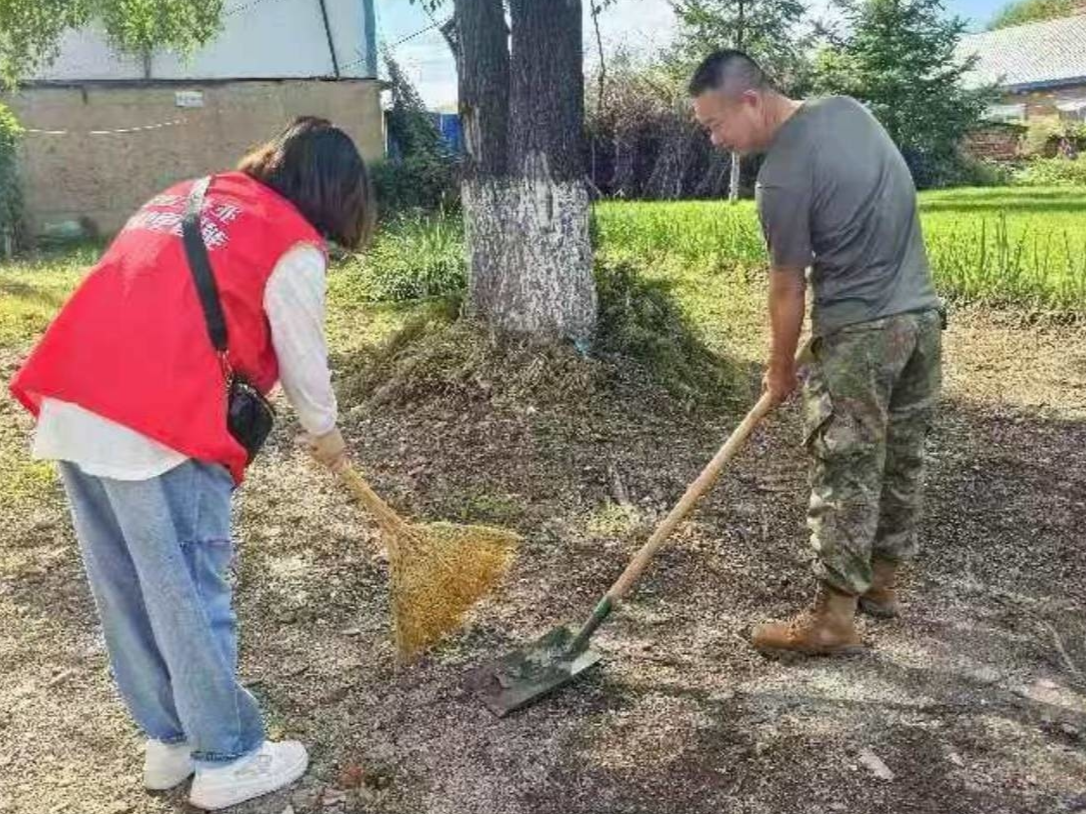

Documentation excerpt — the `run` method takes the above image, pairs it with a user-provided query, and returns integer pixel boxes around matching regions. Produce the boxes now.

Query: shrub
[1021,118,1086,159]
[1013,157,1086,187]
[340,212,466,302]
[0,102,24,254]
[942,153,1016,188]
[371,155,460,218]
[377,51,460,217]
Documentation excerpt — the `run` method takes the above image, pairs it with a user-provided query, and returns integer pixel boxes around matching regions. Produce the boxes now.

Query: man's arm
[764,265,807,404]
[756,163,812,404]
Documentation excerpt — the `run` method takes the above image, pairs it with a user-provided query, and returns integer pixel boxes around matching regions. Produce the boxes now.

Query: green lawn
[596,186,1086,312]
[0,245,95,348]
[2,186,1084,356]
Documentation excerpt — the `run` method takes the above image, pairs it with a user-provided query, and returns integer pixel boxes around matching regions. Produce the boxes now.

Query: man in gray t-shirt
[690,50,943,659]
[757,95,940,335]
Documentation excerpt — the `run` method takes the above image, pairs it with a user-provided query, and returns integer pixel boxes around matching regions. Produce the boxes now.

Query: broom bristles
[387,521,519,659]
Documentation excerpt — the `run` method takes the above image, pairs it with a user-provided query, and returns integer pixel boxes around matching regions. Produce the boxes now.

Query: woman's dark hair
[239,116,376,250]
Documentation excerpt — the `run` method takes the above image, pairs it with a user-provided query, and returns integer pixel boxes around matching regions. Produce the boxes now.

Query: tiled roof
[956,14,1086,90]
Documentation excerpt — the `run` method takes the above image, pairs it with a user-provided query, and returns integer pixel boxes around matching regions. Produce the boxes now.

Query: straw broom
[336,463,518,660]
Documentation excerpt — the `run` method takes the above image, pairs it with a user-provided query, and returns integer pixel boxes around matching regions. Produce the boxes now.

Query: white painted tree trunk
[455,0,595,343]
[729,151,741,201]
[463,161,596,342]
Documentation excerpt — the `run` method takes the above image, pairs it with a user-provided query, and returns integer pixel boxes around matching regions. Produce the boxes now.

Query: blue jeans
[60,460,265,764]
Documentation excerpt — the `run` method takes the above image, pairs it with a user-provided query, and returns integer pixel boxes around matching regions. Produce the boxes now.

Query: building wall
[6,79,384,236]
[964,126,1025,161]
[966,83,1086,162]
[1003,83,1086,120]
[35,0,376,82]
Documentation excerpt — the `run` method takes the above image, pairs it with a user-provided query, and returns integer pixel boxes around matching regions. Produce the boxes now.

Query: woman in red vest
[10,117,373,810]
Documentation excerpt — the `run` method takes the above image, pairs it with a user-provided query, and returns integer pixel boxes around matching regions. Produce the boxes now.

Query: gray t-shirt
[755,96,939,334]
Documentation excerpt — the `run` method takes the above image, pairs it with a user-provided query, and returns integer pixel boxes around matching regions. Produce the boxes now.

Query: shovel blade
[475,624,603,717]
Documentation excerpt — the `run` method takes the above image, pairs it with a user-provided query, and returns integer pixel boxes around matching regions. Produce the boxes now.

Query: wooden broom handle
[607,390,777,602]
[336,463,412,539]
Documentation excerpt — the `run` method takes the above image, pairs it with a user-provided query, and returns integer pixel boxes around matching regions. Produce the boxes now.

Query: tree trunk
[456,0,596,342]
[729,151,741,201]
[731,0,744,202]
[695,144,731,198]
[455,0,509,179]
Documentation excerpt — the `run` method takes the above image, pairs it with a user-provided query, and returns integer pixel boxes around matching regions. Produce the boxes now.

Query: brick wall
[964,126,1024,160]
[4,78,384,236]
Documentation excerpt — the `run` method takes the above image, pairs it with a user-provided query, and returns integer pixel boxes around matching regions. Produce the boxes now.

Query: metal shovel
[475,390,778,716]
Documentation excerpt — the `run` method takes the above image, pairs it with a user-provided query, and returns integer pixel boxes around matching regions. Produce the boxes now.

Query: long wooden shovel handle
[604,337,814,607]
[336,463,411,541]
[612,390,776,599]
[566,390,778,655]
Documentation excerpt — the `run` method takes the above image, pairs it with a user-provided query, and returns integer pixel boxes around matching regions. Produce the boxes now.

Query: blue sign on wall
[433,113,462,155]
[385,110,463,159]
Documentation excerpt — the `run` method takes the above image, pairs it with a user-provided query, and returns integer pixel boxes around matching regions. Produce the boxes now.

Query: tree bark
[455,0,509,180]
[731,0,744,201]
[729,151,741,201]
[456,0,596,343]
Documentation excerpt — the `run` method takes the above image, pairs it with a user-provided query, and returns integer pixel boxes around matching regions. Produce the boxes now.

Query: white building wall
[34,0,375,82]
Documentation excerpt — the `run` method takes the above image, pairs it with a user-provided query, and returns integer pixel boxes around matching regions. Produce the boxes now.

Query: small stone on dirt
[338,763,365,789]
[46,668,76,688]
[858,748,894,781]
[291,786,322,810]
[321,787,348,807]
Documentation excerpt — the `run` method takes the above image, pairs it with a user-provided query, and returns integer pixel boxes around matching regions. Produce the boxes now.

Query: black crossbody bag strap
[177,176,275,466]
[182,176,229,358]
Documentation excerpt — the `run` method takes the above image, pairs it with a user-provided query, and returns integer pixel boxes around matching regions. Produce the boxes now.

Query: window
[985,103,1027,123]
[1056,98,1086,122]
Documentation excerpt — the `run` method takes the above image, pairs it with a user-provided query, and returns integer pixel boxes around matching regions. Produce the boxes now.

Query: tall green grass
[924,211,1086,309]
[594,200,766,268]
[919,187,1086,310]
[336,211,465,302]
[6,189,1079,338]
[331,186,1084,313]
[596,187,1086,313]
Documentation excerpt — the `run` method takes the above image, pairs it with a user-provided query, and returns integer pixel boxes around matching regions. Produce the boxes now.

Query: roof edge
[9,76,383,90]
[960,12,1086,41]
[1003,75,1086,93]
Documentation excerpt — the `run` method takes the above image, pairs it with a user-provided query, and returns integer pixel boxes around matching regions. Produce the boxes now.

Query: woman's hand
[298,427,348,472]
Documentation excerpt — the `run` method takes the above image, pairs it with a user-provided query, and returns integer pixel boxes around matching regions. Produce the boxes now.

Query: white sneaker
[188,740,309,811]
[143,740,194,790]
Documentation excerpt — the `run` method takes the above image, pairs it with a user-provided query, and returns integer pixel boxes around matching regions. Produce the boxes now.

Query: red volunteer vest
[10,172,325,483]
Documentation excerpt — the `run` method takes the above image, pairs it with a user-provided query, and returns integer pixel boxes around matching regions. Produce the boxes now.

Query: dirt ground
[2,307,1085,814]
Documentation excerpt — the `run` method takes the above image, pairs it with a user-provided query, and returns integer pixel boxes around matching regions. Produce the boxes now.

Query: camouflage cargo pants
[803,308,943,596]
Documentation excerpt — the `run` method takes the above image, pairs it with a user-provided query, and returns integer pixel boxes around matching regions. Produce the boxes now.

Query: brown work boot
[752,582,865,658]
[859,558,900,619]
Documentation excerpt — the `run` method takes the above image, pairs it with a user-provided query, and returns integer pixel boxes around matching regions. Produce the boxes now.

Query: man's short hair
[688,49,775,97]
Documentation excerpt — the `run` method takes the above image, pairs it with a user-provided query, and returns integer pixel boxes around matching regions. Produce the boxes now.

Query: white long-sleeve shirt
[31,243,337,480]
